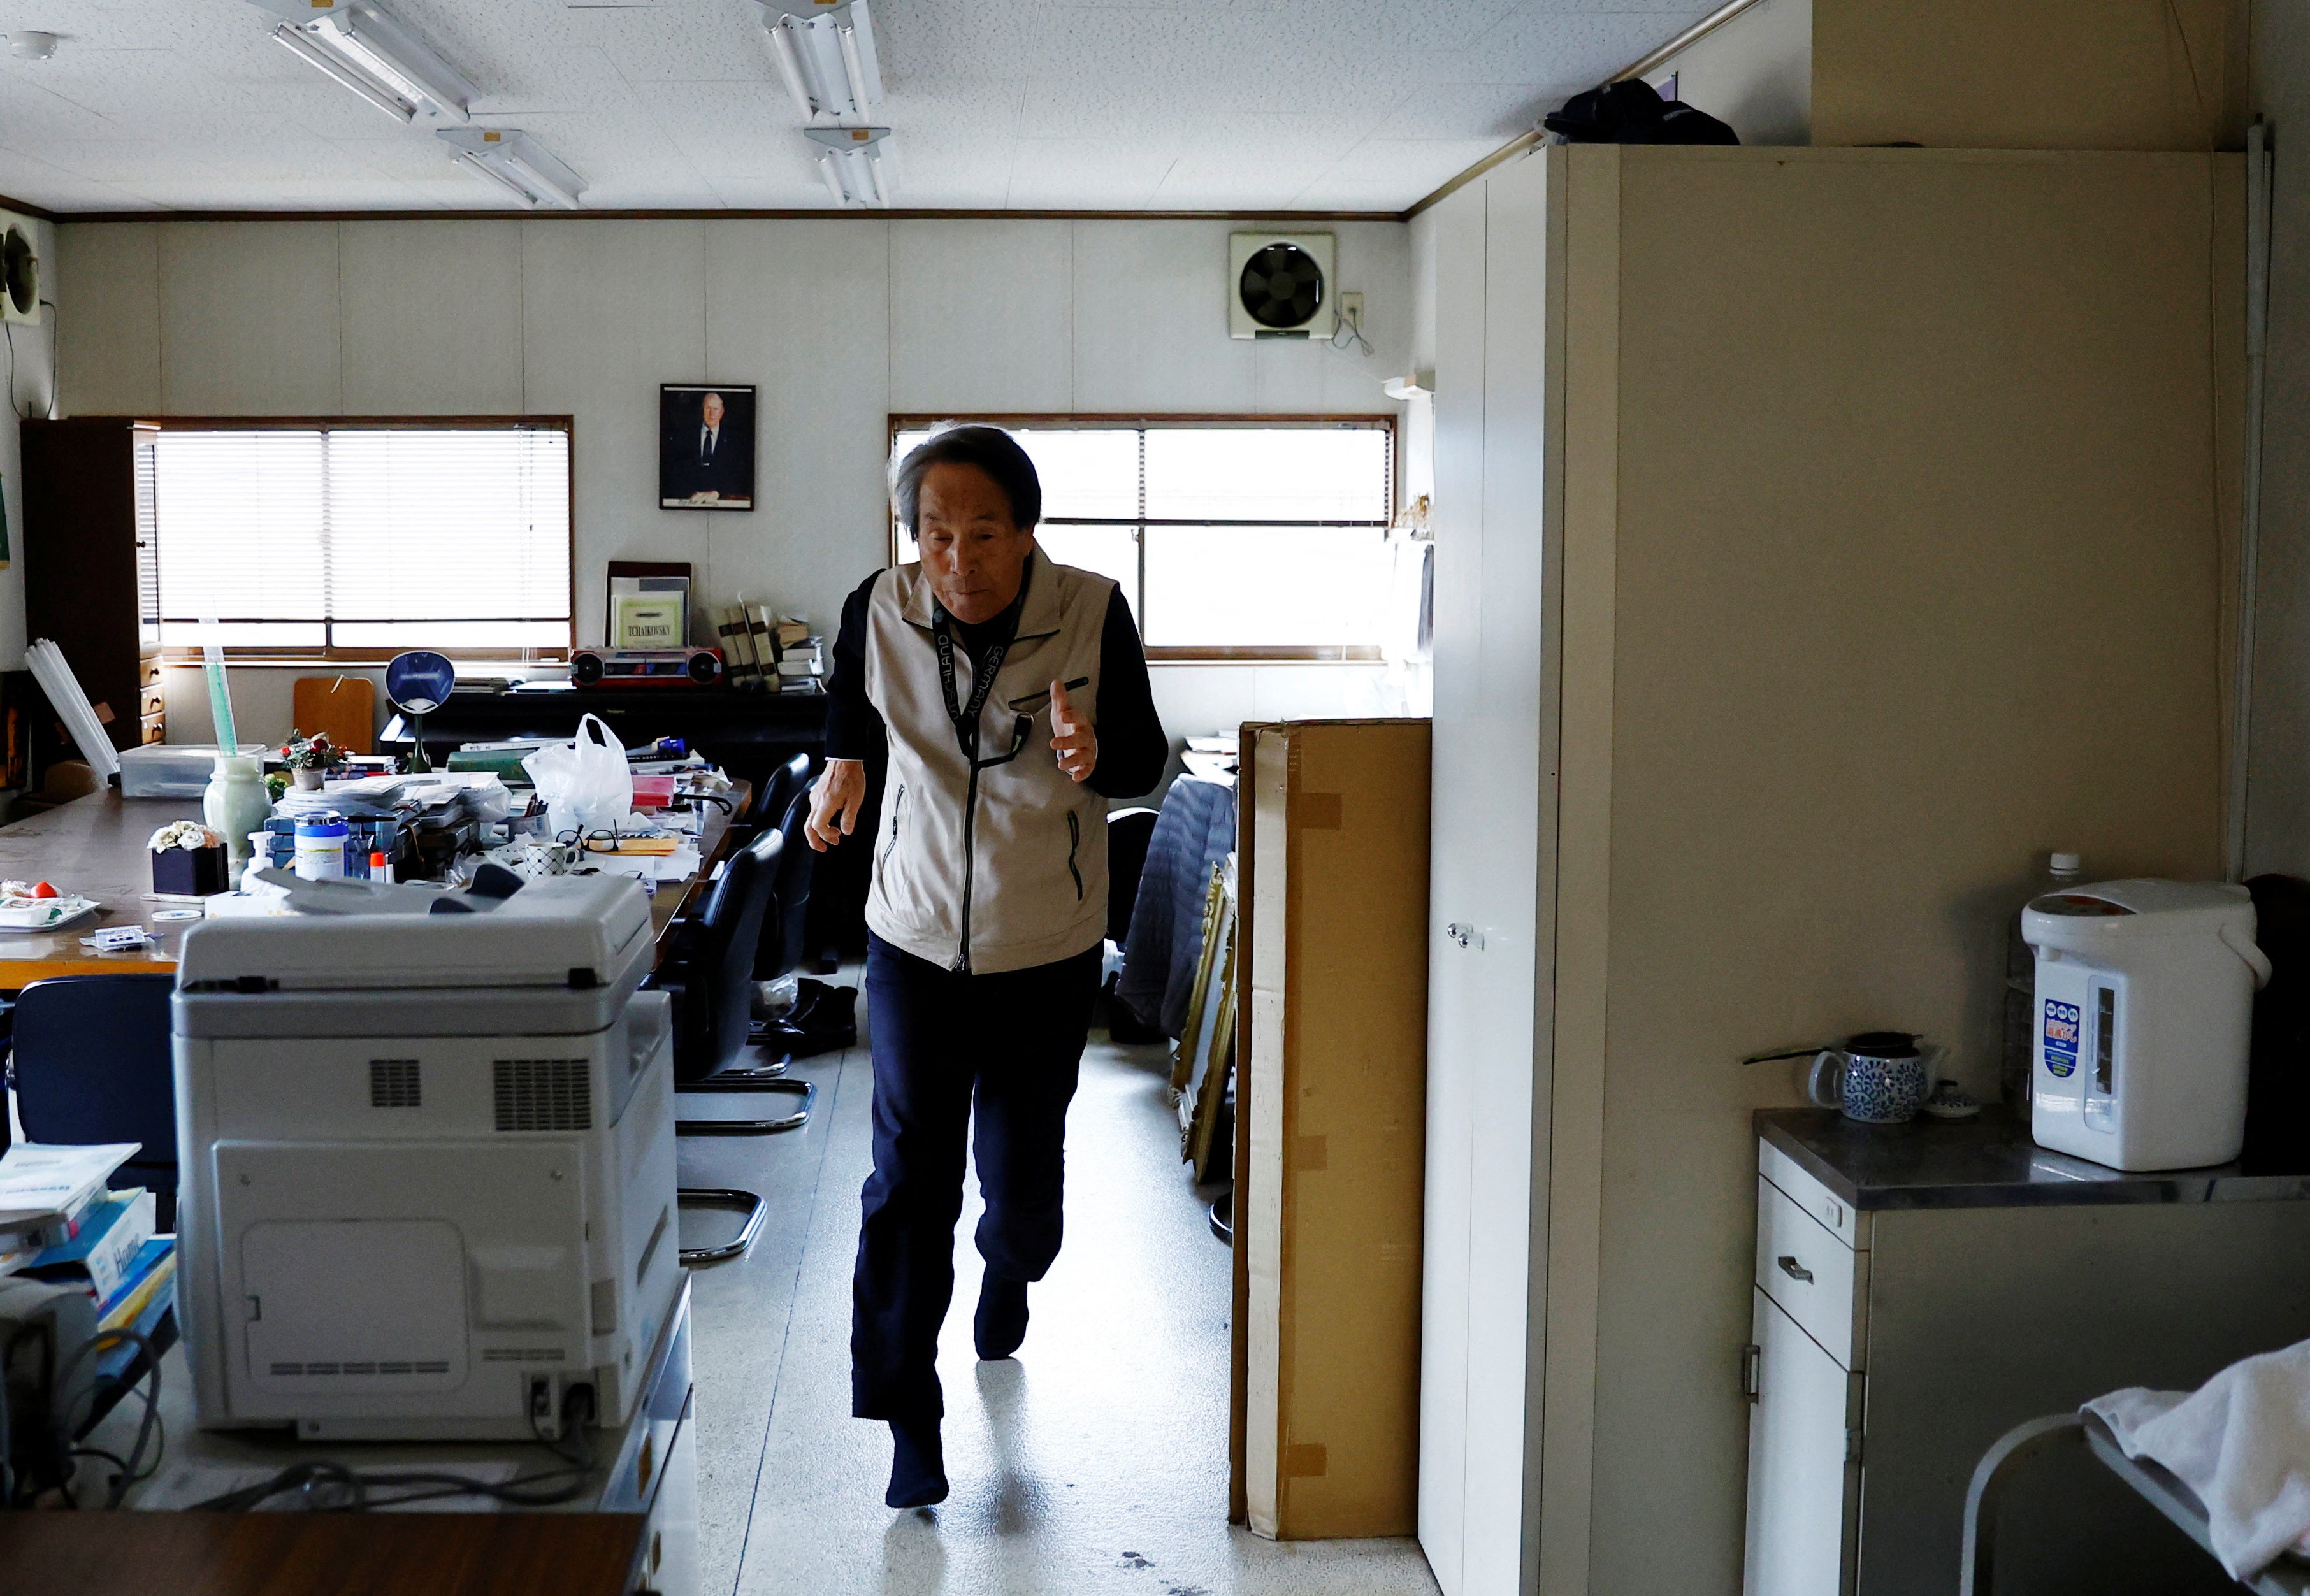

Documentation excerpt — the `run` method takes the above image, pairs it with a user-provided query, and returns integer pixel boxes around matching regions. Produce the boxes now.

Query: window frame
[886,413,1399,663]
[139,414,578,664]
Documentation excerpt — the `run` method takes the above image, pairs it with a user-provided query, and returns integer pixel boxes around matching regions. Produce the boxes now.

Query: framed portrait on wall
[659,384,756,510]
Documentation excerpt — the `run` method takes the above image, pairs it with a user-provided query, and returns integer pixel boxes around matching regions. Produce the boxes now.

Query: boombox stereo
[570,647,724,687]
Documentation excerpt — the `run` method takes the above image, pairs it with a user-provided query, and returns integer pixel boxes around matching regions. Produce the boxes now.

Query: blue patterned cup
[1808,1033,1944,1124]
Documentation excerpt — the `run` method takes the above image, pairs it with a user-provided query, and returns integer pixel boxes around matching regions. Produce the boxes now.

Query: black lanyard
[931,611,1006,759]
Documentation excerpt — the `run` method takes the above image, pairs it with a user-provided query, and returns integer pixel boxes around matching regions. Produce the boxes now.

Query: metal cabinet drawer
[1760,1139,1868,1249]
[1756,1175,1867,1369]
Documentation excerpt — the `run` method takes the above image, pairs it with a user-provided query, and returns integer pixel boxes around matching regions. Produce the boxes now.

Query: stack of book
[713,604,825,694]
[0,1143,178,1366]
[776,626,825,694]
[1,1141,138,1272]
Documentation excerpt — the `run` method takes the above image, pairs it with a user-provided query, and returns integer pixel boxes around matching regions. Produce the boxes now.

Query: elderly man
[809,424,1167,1508]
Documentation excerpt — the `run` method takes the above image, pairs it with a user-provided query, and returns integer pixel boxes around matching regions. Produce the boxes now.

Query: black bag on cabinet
[1543,78,1740,146]
[2244,873,2310,1159]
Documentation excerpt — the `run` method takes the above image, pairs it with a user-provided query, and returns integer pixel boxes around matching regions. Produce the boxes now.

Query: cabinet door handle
[1742,1342,1761,1403]
[1777,1255,1814,1284]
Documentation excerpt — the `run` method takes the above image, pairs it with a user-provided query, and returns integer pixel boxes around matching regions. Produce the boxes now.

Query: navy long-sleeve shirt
[823,563,1169,800]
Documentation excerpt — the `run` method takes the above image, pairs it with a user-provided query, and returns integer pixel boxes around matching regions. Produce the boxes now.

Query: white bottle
[2001,851,2082,1105]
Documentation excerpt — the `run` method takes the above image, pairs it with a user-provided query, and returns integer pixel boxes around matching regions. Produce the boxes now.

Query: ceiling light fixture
[805,126,892,208]
[249,0,475,126]
[438,129,587,210]
[756,1,883,124]
[8,31,59,62]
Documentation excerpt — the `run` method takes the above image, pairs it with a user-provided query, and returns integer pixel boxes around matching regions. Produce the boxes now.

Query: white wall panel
[889,219,1072,415]
[54,222,161,416]
[0,216,57,669]
[1418,176,1491,1596]
[703,219,891,633]
[521,219,710,642]
[158,222,342,415]
[339,220,523,416]
[1072,220,1257,412]
[1464,147,1554,1596]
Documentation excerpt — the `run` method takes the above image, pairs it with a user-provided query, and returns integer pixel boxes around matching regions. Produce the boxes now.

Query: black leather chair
[658,827,813,1264]
[745,751,813,842]
[753,791,816,986]
[7,974,178,1230]
[1106,806,1160,948]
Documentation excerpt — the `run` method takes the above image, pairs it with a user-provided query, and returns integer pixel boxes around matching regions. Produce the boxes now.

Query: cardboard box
[1232,719,1431,1540]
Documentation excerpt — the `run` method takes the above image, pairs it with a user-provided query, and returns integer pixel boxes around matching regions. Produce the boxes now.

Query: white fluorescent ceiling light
[758,1,883,124]
[252,0,475,126]
[438,129,587,210]
[806,126,892,207]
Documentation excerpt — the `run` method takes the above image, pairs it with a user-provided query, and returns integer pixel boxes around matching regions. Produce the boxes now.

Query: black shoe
[886,1413,948,1509]
[974,1272,1029,1361]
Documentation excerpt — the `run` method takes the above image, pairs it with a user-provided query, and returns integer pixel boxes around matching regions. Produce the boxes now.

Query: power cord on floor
[187,1381,602,1512]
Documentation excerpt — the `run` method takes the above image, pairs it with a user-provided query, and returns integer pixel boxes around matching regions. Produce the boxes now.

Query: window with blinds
[142,422,573,657]
[888,418,1396,660]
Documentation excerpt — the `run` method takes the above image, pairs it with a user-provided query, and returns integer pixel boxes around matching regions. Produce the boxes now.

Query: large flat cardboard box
[1232,718,1431,1540]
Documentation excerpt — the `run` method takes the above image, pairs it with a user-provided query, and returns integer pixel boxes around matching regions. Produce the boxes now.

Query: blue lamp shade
[386,650,456,714]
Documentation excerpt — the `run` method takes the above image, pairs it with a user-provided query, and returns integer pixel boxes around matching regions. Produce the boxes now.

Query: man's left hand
[1050,679,1096,783]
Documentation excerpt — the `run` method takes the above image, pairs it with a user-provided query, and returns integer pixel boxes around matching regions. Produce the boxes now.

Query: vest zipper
[956,766,980,973]
[1066,810,1083,901]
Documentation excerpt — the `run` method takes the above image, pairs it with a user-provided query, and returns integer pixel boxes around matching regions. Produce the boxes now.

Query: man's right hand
[805,759,867,852]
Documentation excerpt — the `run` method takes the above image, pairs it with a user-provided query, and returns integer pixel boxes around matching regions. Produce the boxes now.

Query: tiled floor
[674,987,1440,1596]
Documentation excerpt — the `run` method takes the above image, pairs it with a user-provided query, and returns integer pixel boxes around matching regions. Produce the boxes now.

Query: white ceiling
[0,0,1709,214]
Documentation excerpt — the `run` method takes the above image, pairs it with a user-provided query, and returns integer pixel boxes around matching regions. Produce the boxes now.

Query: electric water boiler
[2023,879,2270,1172]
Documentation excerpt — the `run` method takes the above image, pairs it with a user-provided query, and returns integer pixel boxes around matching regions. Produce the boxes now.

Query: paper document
[0,1142,140,1232]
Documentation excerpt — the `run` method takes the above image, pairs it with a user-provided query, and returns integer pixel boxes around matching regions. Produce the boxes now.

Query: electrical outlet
[1340,292,1365,332]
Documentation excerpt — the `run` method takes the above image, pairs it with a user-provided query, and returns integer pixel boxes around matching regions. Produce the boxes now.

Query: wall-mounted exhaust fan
[0,213,38,326]
[1229,232,1335,340]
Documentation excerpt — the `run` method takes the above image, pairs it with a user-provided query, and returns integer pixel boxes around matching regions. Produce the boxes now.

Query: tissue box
[152,844,229,897]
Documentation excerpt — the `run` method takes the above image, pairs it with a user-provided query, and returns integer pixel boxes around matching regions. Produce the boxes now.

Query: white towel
[2088,1338,2310,1580]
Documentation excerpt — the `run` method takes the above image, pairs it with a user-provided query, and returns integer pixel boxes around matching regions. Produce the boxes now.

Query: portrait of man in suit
[660,384,757,510]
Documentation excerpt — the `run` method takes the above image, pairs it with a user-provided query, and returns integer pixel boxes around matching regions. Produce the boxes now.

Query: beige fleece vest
[861,557,1113,974]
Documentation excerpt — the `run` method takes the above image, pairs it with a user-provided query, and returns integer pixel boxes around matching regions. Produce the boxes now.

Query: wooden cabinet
[20,417,159,765]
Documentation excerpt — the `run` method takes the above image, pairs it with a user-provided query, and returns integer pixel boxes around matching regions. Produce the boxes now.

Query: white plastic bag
[523,714,633,840]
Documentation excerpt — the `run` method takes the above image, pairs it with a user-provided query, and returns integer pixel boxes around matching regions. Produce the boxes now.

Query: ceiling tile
[0,0,1712,211]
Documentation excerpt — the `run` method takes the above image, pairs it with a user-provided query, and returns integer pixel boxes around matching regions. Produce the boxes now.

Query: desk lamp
[385,651,456,774]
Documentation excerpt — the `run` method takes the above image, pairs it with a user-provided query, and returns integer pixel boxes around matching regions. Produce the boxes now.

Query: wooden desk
[0,791,201,980]
[0,1511,649,1596]
[0,784,748,988]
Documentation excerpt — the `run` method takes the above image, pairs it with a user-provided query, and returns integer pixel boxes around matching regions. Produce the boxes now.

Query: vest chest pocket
[1065,810,1083,901]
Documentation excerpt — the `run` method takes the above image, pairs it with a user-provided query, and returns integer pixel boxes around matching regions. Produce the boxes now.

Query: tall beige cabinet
[1418,144,2241,1595]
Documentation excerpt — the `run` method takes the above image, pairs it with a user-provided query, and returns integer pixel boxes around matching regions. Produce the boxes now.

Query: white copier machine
[171,873,681,1441]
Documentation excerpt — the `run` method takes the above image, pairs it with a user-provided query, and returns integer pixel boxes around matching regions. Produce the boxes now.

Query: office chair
[1107,806,1160,948]
[663,826,815,1124]
[6,974,179,1230]
[744,751,814,843]
[657,828,814,1264]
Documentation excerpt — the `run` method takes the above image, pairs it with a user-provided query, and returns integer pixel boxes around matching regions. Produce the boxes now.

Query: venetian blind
[149,426,572,652]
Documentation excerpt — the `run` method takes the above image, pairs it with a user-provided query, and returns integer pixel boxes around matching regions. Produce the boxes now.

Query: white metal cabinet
[1745,1129,2310,1596]
[1745,1288,1856,1596]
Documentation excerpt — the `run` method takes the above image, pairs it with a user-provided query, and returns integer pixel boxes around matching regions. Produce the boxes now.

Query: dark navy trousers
[851,932,1104,1420]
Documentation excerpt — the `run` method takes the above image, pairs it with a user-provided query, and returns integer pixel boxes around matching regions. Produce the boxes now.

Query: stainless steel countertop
[1757,1106,2310,1212]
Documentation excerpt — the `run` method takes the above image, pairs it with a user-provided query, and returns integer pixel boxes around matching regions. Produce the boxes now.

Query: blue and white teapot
[1807,1032,1945,1125]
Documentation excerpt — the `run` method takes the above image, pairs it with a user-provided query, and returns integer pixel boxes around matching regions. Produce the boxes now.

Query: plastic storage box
[118,745,225,800]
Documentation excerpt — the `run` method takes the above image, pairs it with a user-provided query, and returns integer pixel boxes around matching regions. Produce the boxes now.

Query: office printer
[171,873,679,1441]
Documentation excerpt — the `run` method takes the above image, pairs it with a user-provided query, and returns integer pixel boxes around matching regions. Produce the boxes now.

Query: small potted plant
[280,730,349,791]
[149,820,230,896]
